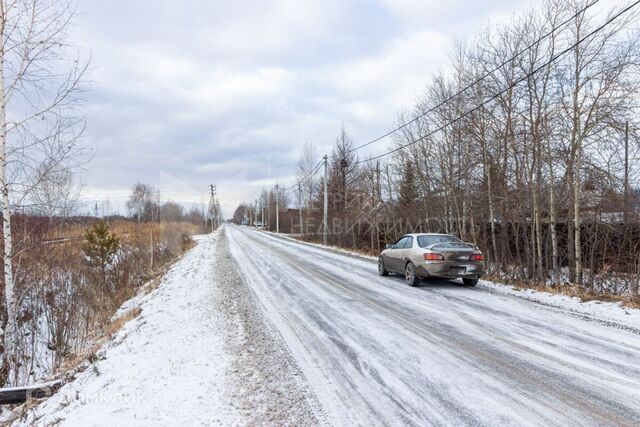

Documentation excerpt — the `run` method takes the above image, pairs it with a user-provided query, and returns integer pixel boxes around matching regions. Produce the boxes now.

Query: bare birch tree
[297,141,318,211]
[30,163,81,220]
[0,0,86,384]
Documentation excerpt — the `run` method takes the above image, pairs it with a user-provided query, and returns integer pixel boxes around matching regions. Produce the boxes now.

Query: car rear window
[417,235,461,248]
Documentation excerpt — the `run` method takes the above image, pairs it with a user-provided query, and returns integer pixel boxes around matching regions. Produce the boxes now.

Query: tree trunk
[481,138,499,271]
[545,125,559,285]
[0,24,17,381]
[572,36,583,285]
[574,140,583,284]
[532,187,543,280]
[533,130,544,281]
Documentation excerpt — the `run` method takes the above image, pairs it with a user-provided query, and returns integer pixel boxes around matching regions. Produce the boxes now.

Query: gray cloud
[74,0,533,216]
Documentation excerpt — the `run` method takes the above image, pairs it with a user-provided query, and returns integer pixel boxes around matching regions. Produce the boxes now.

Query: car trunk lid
[428,242,475,262]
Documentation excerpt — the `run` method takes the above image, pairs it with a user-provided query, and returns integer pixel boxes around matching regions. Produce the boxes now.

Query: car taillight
[471,253,484,261]
[423,253,444,261]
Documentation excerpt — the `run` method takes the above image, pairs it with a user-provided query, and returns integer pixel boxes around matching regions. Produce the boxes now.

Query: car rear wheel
[405,262,419,287]
[378,257,389,276]
[463,278,478,287]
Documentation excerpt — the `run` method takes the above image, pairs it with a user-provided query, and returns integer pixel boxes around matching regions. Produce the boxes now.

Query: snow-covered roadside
[10,233,242,426]
[8,228,322,426]
[479,281,640,331]
[212,229,321,425]
[262,230,377,263]
[260,229,640,331]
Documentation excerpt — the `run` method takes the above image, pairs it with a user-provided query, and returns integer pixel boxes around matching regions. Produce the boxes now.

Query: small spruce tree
[398,161,419,216]
[83,221,120,289]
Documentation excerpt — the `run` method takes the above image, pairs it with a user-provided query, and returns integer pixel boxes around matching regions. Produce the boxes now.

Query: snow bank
[12,233,242,426]
[262,230,377,262]
[479,281,640,332]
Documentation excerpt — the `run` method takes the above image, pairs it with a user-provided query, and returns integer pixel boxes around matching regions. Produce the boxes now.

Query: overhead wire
[353,0,640,165]
[281,159,324,194]
[347,0,602,154]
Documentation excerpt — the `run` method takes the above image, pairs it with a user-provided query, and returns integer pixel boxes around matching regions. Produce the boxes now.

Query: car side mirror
[385,243,393,249]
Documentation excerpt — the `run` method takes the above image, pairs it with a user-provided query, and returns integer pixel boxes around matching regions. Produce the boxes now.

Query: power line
[348,0,602,154]
[282,159,323,193]
[282,162,322,193]
[283,170,322,196]
[354,0,640,165]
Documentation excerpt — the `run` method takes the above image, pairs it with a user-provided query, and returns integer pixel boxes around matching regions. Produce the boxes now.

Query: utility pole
[209,184,217,232]
[376,160,381,200]
[298,181,303,234]
[624,120,629,224]
[208,184,213,232]
[323,154,328,245]
[275,184,280,233]
[375,160,381,253]
[213,185,217,229]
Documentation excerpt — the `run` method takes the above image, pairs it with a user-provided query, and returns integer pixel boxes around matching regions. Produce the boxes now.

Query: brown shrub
[4,219,203,385]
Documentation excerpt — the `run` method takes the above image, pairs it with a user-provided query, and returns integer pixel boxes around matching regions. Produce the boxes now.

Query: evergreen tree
[398,161,419,214]
[83,221,120,288]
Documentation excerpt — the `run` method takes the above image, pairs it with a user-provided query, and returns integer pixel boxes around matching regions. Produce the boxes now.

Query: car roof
[402,233,454,237]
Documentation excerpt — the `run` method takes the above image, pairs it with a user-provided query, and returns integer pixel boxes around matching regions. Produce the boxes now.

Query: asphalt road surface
[226,225,640,426]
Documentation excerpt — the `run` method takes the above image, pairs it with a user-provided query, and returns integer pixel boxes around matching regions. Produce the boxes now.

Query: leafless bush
[4,219,200,385]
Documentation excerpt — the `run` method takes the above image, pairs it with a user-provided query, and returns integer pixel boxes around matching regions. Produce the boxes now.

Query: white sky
[73,0,543,216]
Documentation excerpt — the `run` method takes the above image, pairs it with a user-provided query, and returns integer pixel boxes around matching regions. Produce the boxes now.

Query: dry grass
[0,220,206,417]
[10,219,205,385]
[58,306,144,374]
[107,307,142,336]
[143,275,163,295]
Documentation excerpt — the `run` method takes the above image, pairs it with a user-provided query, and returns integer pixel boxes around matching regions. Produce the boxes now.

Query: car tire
[378,257,389,276]
[463,278,478,287]
[405,262,419,287]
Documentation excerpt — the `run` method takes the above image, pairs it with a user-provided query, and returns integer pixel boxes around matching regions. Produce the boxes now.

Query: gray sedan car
[378,233,484,287]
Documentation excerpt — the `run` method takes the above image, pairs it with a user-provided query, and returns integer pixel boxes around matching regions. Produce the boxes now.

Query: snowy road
[227,225,640,426]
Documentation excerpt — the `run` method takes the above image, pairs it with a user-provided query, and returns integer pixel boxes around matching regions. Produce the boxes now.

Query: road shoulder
[212,228,323,425]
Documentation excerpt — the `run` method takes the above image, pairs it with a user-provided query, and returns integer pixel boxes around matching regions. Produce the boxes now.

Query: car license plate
[451,267,465,276]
